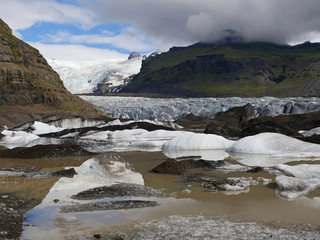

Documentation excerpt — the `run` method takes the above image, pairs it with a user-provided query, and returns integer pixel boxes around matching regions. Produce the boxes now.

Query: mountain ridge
[120,41,320,97]
[0,18,108,128]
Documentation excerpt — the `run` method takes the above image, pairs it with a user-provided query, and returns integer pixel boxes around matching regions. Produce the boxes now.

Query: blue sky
[1,0,320,61]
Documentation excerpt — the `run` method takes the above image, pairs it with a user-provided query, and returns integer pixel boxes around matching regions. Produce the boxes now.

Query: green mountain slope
[121,42,320,97]
[0,19,107,128]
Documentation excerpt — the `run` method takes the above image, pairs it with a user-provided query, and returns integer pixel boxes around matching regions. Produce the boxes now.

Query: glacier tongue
[48,58,142,94]
[81,96,320,121]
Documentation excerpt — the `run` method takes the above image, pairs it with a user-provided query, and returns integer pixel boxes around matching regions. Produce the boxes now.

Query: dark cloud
[83,0,320,48]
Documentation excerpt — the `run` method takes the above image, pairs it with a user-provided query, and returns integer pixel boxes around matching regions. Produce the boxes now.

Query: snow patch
[0,130,39,149]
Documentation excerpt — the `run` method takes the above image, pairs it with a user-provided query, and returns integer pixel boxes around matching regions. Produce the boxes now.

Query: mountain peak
[128,52,141,60]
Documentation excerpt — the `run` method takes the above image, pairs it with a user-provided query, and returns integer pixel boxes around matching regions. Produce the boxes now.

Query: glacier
[81,96,320,121]
[48,57,142,94]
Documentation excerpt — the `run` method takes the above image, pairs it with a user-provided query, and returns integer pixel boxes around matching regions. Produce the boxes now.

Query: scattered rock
[152,159,221,175]
[0,193,26,239]
[72,183,169,200]
[0,143,97,158]
[60,200,159,213]
[50,168,76,177]
[53,199,59,203]
[94,233,102,239]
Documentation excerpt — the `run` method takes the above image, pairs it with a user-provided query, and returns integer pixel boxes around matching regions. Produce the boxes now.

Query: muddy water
[1,152,320,239]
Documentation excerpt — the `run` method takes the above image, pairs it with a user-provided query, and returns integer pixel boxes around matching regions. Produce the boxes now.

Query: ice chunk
[227,132,320,158]
[275,164,320,199]
[299,127,320,137]
[31,121,64,135]
[162,132,235,150]
[0,130,39,149]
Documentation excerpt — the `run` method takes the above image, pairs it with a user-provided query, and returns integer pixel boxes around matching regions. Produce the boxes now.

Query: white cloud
[42,27,153,52]
[0,0,95,31]
[28,42,128,61]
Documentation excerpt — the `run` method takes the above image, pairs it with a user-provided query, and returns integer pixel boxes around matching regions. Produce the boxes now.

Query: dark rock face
[204,104,256,138]
[175,113,215,130]
[60,200,159,213]
[0,18,106,128]
[152,159,221,175]
[72,183,169,200]
[241,112,320,138]
[0,144,97,158]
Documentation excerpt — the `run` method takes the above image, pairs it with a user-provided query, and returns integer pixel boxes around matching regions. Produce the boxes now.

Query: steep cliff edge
[0,19,107,128]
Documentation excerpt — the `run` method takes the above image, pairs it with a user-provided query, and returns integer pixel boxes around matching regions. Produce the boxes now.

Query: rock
[50,168,76,177]
[151,159,220,175]
[60,200,159,213]
[0,18,107,128]
[72,183,169,200]
[94,233,102,239]
[205,104,256,138]
[175,113,215,130]
[0,143,97,158]
[128,52,141,60]
[1,195,8,199]
[241,112,320,139]
[247,167,263,173]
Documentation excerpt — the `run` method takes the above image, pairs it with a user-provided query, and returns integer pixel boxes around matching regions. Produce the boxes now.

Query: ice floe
[275,164,320,199]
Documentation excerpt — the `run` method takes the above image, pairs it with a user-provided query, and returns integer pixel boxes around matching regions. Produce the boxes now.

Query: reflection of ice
[22,157,144,239]
[229,153,310,167]
[163,149,229,161]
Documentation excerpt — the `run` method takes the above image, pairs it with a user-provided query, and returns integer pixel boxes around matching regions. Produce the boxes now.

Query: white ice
[275,164,320,199]
[299,127,320,137]
[162,132,235,150]
[31,121,64,135]
[227,132,320,158]
[0,130,39,149]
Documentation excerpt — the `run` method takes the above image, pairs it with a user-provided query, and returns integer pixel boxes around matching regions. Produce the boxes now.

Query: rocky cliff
[0,19,107,128]
[121,42,320,97]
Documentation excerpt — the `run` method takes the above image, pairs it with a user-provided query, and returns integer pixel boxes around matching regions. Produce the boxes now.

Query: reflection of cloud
[163,149,229,161]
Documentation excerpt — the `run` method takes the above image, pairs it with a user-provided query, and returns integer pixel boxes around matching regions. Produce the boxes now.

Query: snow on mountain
[48,51,162,94]
[48,57,142,94]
